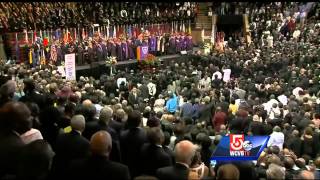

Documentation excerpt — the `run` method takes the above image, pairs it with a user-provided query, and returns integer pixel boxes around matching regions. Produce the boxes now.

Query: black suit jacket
[199,103,215,124]
[120,127,147,178]
[68,155,130,180]
[156,163,189,180]
[0,131,25,178]
[128,92,140,106]
[52,130,90,178]
[140,143,172,176]
[163,146,175,164]
[109,120,124,136]
[19,91,46,108]
[84,121,121,162]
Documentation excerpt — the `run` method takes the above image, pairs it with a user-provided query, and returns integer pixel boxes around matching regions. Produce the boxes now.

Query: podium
[137,46,149,61]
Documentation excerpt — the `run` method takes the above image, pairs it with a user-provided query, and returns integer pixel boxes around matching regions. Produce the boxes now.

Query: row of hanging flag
[14,21,192,65]
[19,21,192,46]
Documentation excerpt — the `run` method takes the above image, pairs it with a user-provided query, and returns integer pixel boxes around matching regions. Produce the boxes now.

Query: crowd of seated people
[0,2,320,180]
[0,2,197,32]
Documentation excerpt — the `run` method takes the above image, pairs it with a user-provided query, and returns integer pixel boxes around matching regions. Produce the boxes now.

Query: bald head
[99,106,113,124]
[70,115,86,132]
[297,170,315,180]
[0,101,31,134]
[90,131,112,157]
[174,140,197,166]
[82,99,93,107]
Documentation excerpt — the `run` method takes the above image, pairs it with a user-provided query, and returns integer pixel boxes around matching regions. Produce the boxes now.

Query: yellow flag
[29,49,32,64]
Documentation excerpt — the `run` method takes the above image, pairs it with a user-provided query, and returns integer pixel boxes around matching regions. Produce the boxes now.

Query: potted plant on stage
[140,53,160,72]
[105,56,117,76]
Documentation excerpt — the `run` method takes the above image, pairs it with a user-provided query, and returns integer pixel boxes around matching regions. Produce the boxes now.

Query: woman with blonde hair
[188,147,210,180]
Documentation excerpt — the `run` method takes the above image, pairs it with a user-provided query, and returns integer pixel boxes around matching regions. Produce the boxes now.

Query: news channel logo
[211,134,270,161]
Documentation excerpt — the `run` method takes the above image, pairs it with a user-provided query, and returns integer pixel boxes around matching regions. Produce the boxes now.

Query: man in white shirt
[117,74,127,88]
[212,70,222,80]
[147,81,157,97]
[292,87,303,98]
[267,126,284,150]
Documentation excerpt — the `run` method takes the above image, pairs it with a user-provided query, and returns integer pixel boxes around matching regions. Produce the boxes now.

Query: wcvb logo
[229,134,252,156]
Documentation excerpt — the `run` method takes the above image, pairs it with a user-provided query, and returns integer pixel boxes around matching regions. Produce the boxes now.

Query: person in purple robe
[180,35,187,51]
[101,41,108,60]
[95,41,104,62]
[127,39,136,59]
[175,34,182,52]
[148,35,157,55]
[178,35,185,51]
[107,39,113,56]
[121,39,128,61]
[116,39,123,61]
[110,39,117,57]
[186,34,193,51]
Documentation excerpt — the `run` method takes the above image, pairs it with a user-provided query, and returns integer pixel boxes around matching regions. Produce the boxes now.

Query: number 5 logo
[230,134,244,151]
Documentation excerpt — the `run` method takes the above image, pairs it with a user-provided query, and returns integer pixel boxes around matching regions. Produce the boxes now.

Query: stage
[75,50,198,79]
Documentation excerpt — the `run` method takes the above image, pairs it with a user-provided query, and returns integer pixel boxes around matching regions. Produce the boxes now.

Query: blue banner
[211,135,269,161]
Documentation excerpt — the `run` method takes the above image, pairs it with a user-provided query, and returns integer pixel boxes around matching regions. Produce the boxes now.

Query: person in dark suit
[139,82,149,100]
[67,131,130,180]
[120,110,147,178]
[0,102,32,178]
[140,127,172,176]
[198,96,215,124]
[17,140,55,180]
[84,106,121,162]
[162,131,175,164]
[248,115,265,135]
[128,87,140,107]
[19,78,45,108]
[156,140,197,180]
[81,103,99,140]
[110,108,126,136]
[51,115,90,179]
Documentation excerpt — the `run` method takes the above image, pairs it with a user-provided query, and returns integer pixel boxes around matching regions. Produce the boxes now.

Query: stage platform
[75,54,182,71]
[75,48,200,79]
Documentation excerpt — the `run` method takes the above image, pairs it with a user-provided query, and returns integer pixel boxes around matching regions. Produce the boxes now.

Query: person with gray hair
[70,115,86,133]
[99,106,113,125]
[84,106,121,162]
[53,115,90,179]
[156,140,197,180]
[0,80,16,107]
[266,163,285,180]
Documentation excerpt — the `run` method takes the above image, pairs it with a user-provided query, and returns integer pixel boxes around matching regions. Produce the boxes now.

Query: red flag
[34,30,37,43]
[43,38,48,47]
